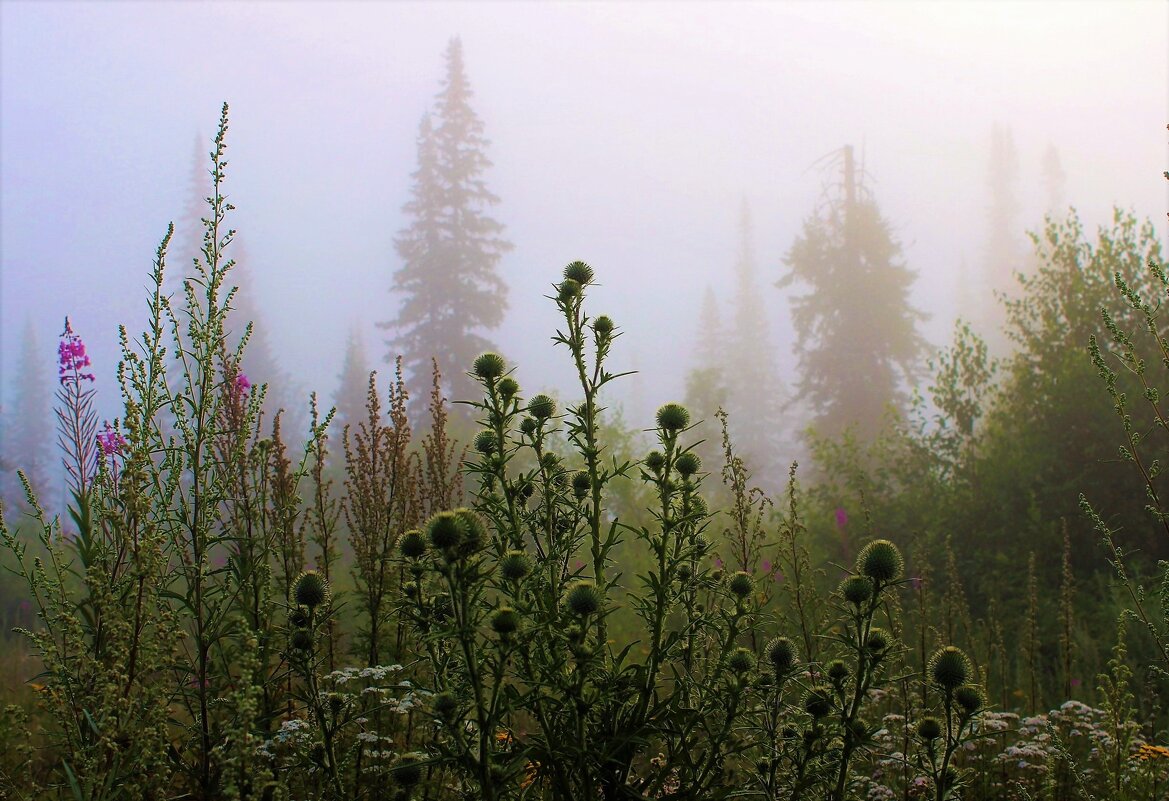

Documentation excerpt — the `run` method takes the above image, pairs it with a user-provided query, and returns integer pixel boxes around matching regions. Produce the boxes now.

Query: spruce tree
[383,38,511,403]
[780,146,926,444]
[0,320,53,511]
[334,327,370,434]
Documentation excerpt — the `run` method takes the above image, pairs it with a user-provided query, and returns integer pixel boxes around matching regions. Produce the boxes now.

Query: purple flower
[58,317,95,384]
[911,576,923,591]
[96,422,126,457]
[1070,677,1082,688]
[834,507,849,529]
[235,373,251,394]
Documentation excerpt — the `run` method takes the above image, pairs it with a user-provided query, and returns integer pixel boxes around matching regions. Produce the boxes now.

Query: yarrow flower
[58,317,95,384]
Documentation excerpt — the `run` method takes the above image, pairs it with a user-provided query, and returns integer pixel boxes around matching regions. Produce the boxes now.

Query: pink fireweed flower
[58,317,95,384]
[235,373,251,394]
[96,422,126,457]
[834,507,849,529]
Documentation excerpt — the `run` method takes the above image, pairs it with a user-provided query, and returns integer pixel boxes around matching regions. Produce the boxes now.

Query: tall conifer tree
[383,38,511,403]
[780,146,925,444]
[1,321,53,510]
[334,328,370,434]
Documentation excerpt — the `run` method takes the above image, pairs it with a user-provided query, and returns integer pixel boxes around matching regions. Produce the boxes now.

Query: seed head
[527,394,557,420]
[565,581,603,617]
[804,685,833,718]
[427,511,464,550]
[293,570,329,609]
[400,529,427,559]
[917,717,942,740]
[767,637,797,675]
[675,451,701,478]
[473,353,506,381]
[500,550,533,582]
[729,647,756,673]
[656,403,691,432]
[929,646,970,690]
[955,685,983,714]
[840,576,873,606]
[857,539,904,583]
[729,571,754,598]
[474,430,497,455]
[563,261,595,285]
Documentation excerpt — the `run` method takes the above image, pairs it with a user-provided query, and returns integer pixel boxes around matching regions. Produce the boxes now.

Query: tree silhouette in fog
[780,146,925,444]
[382,38,511,404]
[1,320,53,511]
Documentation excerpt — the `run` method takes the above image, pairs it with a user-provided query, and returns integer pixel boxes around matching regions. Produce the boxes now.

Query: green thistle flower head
[840,576,873,606]
[432,692,459,721]
[827,660,850,683]
[474,429,497,455]
[427,511,464,550]
[563,261,595,285]
[473,352,506,381]
[767,637,797,675]
[676,563,693,582]
[955,685,983,714]
[400,529,427,560]
[293,570,329,609]
[804,685,834,718]
[491,607,520,636]
[291,628,314,652]
[454,508,488,555]
[644,450,666,471]
[917,717,942,740]
[929,646,971,690]
[866,627,891,654]
[392,752,424,787]
[558,278,582,302]
[857,539,904,583]
[656,403,691,432]
[729,571,754,598]
[499,550,533,582]
[519,416,538,435]
[498,376,519,400]
[593,315,614,336]
[571,470,591,500]
[675,451,701,478]
[290,608,310,629]
[565,580,603,617]
[527,394,557,420]
[729,647,756,673]
[686,495,709,518]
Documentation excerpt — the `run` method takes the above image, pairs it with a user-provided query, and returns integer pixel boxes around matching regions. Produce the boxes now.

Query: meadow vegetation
[2,108,1169,800]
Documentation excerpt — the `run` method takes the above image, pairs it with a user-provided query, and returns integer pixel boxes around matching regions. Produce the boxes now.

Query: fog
[2,0,1165,440]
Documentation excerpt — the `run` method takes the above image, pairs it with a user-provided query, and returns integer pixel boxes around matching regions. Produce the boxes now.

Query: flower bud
[392,753,424,787]
[729,571,754,598]
[571,470,591,500]
[400,529,427,559]
[500,550,533,582]
[929,646,970,690]
[491,607,520,636]
[558,278,582,302]
[498,377,519,400]
[804,685,833,718]
[593,315,614,336]
[427,511,463,550]
[857,539,903,583]
[528,394,557,420]
[473,353,506,380]
[917,717,942,740]
[474,430,497,455]
[767,637,797,675]
[729,647,756,673]
[563,261,594,285]
[656,403,690,432]
[293,570,329,609]
[839,576,873,606]
[675,452,701,478]
[955,685,983,714]
[565,581,603,617]
[645,450,666,471]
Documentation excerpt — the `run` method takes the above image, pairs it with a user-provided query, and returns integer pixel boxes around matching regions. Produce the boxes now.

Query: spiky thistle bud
[400,529,427,559]
[804,685,833,718]
[767,637,797,675]
[291,628,314,651]
[571,470,591,500]
[498,376,519,400]
[729,571,754,598]
[565,581,603,617]
[645,450,666,471]
[656,403,690,432]
[857,539,904,583]
[929,646,970,690]
[392,752,424,787]
[432,692,459,721]
[491,607,520,636]
[474,430,497,455]
[527,394,556,420]
[593,315,614,336]
[866,627,891,654]
[686,495,708,517]
[290,608,310,629]
[558,278,582,302]
[293,571,329,609]
[827,660,850,683]
[676,563,693,582]
[840,576,873,606]
[563,261,595,285]
[454,508,488,555]
[955,685,983,714]
[499,550,532,582]
[473,353,506,381]
[675,451,701,478]
[729,647,756,673]
[917,717,942,740]
[427,511,463,550]
[520,417,538,436]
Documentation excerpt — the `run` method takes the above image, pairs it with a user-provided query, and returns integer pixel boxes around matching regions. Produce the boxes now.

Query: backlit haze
[2,1,1165,454]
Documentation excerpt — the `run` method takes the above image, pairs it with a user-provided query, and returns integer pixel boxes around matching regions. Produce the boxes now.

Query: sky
[1,0,1166,443]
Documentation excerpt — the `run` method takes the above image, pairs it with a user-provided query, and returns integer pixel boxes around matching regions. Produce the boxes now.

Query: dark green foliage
[382,38,512,403]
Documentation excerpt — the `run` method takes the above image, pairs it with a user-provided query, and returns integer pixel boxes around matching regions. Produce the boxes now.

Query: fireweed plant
[0,107,994,801]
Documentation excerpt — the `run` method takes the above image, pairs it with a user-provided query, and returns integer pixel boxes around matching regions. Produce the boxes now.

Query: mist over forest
[2,4,1169,798]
